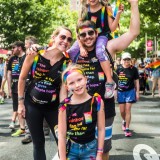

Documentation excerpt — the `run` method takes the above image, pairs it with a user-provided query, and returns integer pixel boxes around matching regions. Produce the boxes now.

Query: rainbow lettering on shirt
[91,16,97,24]
[98,72,104,81]
[51,94,56,102]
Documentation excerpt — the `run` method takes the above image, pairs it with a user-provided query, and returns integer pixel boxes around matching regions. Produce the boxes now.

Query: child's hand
[118,4,124,14]
[96,153,103,160]
[80,47,88,57]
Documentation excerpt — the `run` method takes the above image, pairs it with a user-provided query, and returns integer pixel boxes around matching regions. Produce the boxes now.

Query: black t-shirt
[116,65,139,92]
[60,97,98,144]
[87,6,110,36]
[7,55,25,93]
[27,54,70,107]
[72,49,115,118]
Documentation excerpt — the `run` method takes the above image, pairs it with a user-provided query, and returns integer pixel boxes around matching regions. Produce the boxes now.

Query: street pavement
[0,92,160,160]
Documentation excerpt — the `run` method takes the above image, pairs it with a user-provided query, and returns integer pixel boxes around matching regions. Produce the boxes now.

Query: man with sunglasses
[68,0,140,160]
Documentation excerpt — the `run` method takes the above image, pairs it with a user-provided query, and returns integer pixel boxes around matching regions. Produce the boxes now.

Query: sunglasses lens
[60,35,72,43]
[88,30,94,36]
[60,35,66,40]
[67,37,73,43]
[79,32,86,38]
[79,30,95,38]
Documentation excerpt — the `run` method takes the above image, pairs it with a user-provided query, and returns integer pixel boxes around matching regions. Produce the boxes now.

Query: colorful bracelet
[97,148,103,154]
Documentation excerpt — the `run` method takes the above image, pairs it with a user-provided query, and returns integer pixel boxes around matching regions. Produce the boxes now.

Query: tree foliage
[0,0,159,58]
[0,0,77,47]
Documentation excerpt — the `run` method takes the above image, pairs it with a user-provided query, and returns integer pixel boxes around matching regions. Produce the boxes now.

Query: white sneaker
[9,122,15,129]
[104,82,116,99]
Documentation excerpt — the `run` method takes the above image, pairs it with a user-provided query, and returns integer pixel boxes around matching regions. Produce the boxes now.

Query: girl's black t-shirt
[87,7,110,36]
[63,98,98,144]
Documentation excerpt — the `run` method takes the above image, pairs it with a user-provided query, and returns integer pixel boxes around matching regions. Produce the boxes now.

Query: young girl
[58,64,105,160]
[68,0,123,99]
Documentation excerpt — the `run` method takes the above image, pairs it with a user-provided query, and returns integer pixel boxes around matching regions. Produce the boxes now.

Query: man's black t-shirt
[72,49,115,118]
[116,65,139,92]
[7,55,25,93]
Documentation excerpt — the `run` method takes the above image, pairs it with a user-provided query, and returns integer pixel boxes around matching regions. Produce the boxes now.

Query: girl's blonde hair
[79,0,108,21]
[61,64,85,84]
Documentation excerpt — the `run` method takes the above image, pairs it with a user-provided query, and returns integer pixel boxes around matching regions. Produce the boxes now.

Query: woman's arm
[96,99,105,159]
[18,54,35,117]
[134,79,139,101]
[58,109,67,160]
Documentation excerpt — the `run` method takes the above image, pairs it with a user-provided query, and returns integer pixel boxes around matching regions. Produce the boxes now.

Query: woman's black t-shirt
[116,65,139,92]
[27,54,69,107]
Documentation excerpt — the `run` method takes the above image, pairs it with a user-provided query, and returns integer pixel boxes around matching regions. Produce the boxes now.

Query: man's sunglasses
[123,58,131,61]
[79,30,95,38]
[59,35,73,43]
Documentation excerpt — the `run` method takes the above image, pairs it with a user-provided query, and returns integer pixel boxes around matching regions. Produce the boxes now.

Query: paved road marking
[133,144,159,160]
[52,152,59,160]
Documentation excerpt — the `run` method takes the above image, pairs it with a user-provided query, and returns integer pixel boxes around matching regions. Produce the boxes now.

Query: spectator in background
[131,58,138,68]
[116,52,139,137]
[0,56,5,103]
[0,51,12,103]
[7,41,26,137]
[147,54,160,97]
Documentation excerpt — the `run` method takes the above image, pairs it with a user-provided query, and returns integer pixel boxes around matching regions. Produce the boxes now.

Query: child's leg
[96,36,113,83]
[100,61,113,83]
[67,40,80,60]
[96,36,116,98]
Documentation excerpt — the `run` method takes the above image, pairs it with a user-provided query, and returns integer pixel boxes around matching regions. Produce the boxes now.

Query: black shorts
[12,93,18,112]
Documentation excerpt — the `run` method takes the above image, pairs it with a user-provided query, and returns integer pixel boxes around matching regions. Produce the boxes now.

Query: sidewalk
[0,99,57,160]
[0,91,159,160]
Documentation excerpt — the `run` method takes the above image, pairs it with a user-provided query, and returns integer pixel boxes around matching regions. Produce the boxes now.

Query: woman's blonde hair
[52,26,72,37]
[61,64,85,84]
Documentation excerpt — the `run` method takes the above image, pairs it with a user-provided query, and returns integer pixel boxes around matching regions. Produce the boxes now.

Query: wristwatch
[18,96,24,101]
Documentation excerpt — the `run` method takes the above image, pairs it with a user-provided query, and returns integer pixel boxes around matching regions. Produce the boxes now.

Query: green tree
[0,0,77,47]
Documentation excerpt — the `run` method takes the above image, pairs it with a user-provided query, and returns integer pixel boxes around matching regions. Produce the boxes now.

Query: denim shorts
[117,88,136,104]
[67,139,97,160]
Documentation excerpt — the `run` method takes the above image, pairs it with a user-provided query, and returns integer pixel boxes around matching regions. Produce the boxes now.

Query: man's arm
[107,0,140,55]
[7,71,12,97]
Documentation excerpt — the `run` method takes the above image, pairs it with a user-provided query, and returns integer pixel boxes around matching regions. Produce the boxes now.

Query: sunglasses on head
[59,35,73,43]
[123,58,131,61]
[79,30,95,38]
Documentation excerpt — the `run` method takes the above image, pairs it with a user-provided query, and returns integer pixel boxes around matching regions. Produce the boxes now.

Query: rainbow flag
[145,61,160,71]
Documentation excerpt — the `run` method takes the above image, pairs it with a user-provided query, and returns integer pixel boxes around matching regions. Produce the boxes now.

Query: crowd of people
[0,0,159,160]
